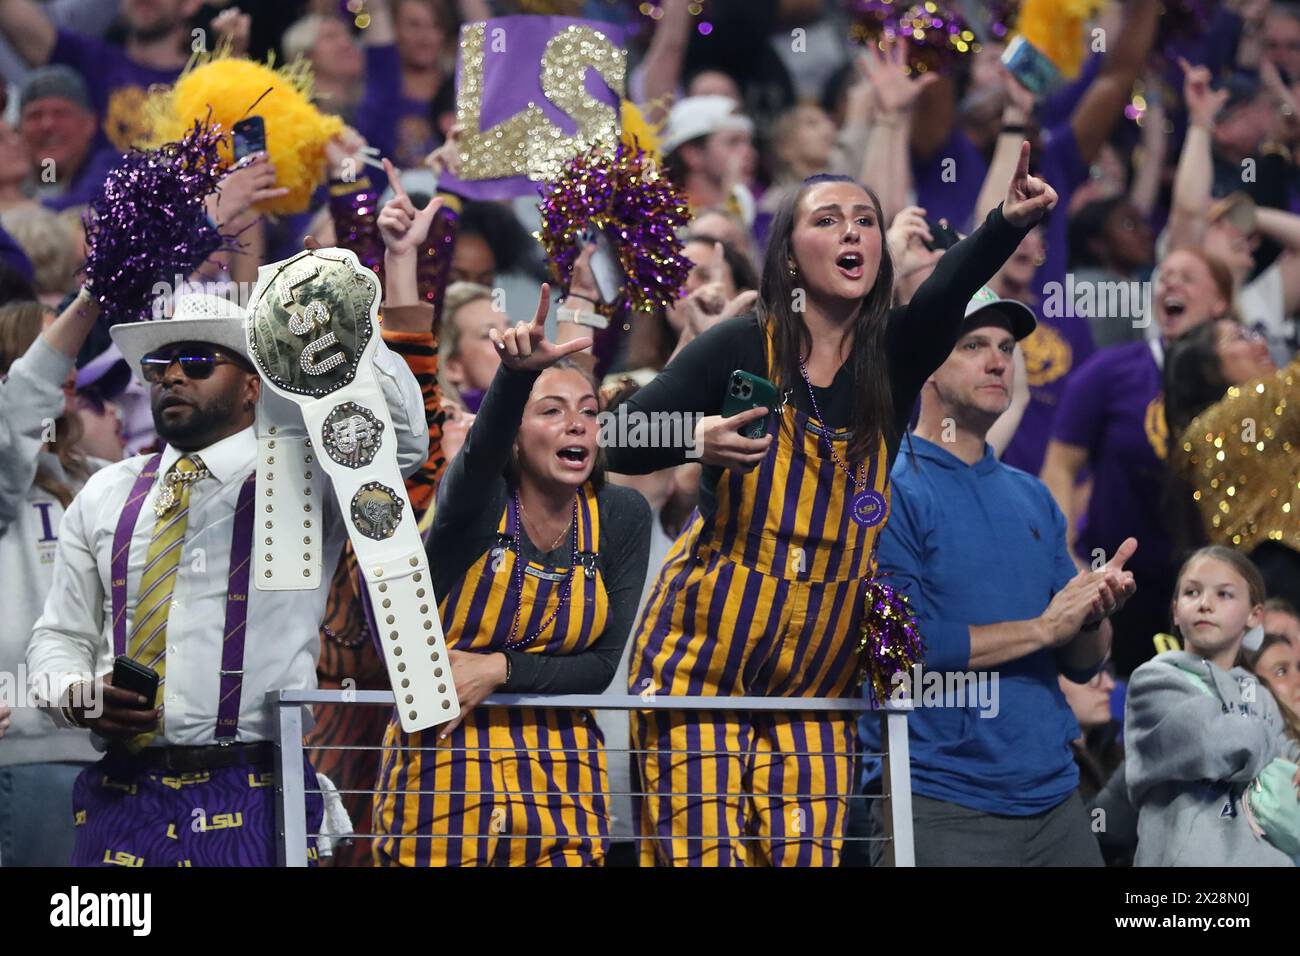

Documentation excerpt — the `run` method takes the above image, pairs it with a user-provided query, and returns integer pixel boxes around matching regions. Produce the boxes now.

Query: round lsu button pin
[351,481,405,540]
[850,488,888,528]
[321,401,385,469]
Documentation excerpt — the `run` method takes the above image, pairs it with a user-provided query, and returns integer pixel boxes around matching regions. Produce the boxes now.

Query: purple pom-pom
[536,140,692,316]
[858,577,926,705]
[83,118,236,324]
[847,1,983,74]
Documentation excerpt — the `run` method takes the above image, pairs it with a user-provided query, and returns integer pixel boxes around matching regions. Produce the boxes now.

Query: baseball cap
[1207,191,1257,235]
[961,286,1036,340]
[19,65,92,113]
[660,95,754,156]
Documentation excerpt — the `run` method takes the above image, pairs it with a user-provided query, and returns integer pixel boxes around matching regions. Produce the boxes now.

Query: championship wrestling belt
[246,247,460,732]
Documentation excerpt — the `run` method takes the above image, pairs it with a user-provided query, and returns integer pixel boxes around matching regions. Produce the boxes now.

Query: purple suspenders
[110,454,257,744]
[110,455,161,658]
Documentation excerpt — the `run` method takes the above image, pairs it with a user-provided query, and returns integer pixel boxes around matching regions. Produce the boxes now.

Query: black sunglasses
[140,346,238,384]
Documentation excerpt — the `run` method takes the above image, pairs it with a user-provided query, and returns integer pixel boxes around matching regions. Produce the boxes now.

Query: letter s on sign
[456,23,626,182]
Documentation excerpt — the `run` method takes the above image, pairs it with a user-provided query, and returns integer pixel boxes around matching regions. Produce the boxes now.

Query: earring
[788,265,797,277]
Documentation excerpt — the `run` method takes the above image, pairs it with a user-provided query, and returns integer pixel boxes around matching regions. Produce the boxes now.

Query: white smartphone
[584,228,623,305]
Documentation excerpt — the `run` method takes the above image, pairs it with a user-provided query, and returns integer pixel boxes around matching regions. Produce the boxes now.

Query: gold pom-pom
[1014,0,1105,79]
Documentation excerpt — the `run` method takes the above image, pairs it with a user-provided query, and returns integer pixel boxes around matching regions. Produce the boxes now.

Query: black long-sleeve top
[429,364,652,694]
[603,204,1030,519]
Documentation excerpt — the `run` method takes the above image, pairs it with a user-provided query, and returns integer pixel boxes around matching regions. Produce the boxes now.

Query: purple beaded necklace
[504,489,580,650]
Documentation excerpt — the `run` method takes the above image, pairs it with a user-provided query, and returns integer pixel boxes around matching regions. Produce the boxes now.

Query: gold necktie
[127,455,206,747]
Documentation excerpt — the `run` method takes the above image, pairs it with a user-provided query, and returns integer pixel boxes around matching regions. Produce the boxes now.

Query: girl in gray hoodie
[1126,546,1300,866]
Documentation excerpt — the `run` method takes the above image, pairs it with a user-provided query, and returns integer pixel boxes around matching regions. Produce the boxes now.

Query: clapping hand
[1080,537,1139,629]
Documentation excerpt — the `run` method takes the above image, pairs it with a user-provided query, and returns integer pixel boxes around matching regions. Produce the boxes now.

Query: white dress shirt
[27,342,429,745]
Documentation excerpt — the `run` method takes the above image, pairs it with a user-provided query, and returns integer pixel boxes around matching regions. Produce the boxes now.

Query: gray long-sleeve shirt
[0,336,98,766]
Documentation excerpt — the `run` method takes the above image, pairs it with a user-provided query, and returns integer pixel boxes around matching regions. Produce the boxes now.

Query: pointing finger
[532,282,552,328]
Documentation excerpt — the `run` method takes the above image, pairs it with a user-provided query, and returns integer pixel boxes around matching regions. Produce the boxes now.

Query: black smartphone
[112,655,160,708]
[232,115,266,160]
[721,370,779,440]
[924,218,959,252]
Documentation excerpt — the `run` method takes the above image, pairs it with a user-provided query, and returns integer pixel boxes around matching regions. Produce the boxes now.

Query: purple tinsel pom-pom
[83,118,234,324]
[536,140,692,316]
[847,1,983,74]
[859,577,926,705]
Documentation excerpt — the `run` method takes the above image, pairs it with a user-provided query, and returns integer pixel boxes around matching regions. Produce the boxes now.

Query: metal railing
[272,689,913,867]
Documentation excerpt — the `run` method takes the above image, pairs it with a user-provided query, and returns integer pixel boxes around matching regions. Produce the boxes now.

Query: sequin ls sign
[450,17,626,198]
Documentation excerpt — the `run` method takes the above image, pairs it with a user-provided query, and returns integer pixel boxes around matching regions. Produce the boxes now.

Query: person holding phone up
[25,279,428,867]
[594,145,1058,866]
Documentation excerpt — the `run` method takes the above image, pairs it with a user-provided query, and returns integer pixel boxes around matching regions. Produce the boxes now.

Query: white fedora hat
[110,293,250,383]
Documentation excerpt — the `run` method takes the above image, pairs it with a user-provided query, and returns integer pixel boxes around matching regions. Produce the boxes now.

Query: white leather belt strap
[254,387,324,590]
[246,247,459,733]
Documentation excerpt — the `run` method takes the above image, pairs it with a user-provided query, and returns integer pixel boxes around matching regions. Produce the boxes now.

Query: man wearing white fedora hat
[26,284,428,866]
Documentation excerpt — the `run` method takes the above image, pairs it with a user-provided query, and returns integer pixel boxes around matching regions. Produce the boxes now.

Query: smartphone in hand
[112,655,160,709]
[721,370,779,440]
[233,116,267,161]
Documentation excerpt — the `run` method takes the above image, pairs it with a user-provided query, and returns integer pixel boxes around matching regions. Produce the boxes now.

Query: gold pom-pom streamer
[1013,0,1105,79]
[144,42,343,215]
[619,99,663,159]
[858,578,926,706]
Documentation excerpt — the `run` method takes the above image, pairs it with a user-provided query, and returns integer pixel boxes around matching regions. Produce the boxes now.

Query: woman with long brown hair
[0,293,102,865]
[370,282,653,866]
[602,144,1058,866]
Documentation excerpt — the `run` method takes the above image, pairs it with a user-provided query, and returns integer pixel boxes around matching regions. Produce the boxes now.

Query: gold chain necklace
[518,496,574,551]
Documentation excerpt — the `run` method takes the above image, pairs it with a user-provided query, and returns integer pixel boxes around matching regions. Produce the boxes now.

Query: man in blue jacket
[857,288,1138,866]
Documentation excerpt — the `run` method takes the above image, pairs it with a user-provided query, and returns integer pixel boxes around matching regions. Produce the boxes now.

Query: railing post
[273,691,309,868]
[879,708,915,867]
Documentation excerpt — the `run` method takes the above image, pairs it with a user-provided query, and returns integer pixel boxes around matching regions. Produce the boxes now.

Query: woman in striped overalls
[373,287,651,866]
[604,151,1057,864]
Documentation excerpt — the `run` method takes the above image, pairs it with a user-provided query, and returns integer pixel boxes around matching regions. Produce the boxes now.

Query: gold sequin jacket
[1175,356,1299,553]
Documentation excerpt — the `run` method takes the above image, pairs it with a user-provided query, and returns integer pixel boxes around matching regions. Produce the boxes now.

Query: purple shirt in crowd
[1051,340,1172,577]
[39,144,120,212]
[354,45,450,171]
[51,28,181,152]
[910,126,986,234]
[909,55,1098,233]
[1003,121,1095,475]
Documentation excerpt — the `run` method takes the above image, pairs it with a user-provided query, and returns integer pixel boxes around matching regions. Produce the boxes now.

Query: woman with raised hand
[603,144,1057,866]
[372,280,652,866]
